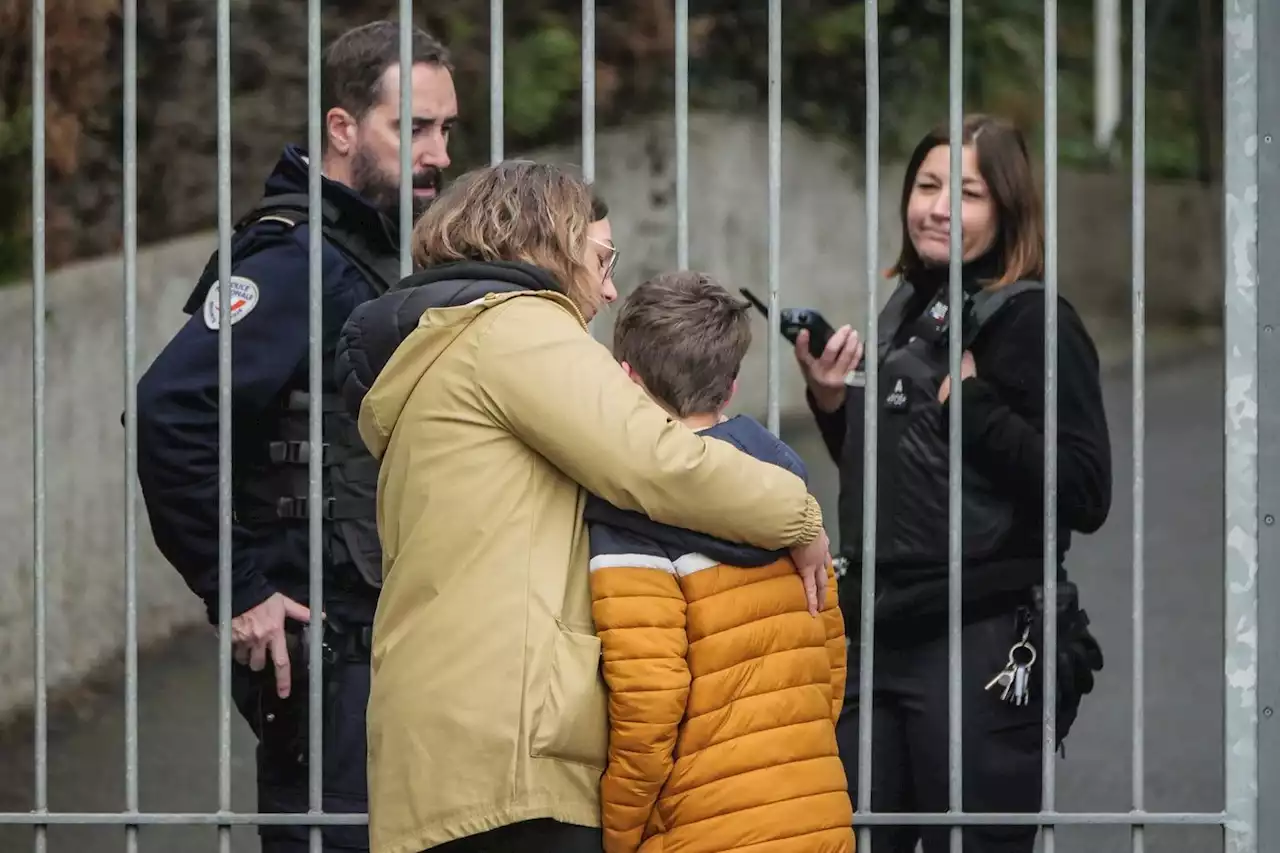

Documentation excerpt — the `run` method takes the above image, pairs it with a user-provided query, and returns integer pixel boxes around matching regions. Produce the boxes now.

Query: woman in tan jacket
[335,160,832,853]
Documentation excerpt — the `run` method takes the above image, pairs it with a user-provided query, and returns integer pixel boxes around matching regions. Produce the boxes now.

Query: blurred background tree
[0,0,1221,281]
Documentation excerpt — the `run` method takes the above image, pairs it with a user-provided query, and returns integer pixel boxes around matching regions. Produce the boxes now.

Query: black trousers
[429,819,604,853]
[230,633,371,852]
[838,609,1044,853]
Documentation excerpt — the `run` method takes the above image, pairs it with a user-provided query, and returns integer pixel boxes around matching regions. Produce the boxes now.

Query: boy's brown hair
[612,271,753,418]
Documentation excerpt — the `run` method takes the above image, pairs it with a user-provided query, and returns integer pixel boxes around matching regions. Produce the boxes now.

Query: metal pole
[946,0,964,848]
[583,0,598,339]
[491,0,504,163]
[857,4,881,851]
[674,0,689,270]
[766,0,782,436]
[1042,1,1061,851]
[1223,0,1261,850]
[582,0,596,185]
[215,0,234,849]
[1130,1,1147,851]
[308,2,326,851]
[122,0,140,848]
[1256,0,1280,840]
[30,0,48,848]
[399,0,414,277]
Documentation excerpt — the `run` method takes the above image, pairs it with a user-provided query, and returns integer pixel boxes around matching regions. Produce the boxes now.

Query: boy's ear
[620,361,644,387]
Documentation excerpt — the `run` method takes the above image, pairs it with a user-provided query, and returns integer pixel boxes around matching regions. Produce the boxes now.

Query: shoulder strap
[961,279,1045,349]
[875,279,917,360]
[182,193,401,316]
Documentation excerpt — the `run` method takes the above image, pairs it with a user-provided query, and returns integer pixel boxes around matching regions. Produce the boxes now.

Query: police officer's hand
[795,325,863,413]
[789,527,832,617]
[231,593,313,699]
[937,350,977,403]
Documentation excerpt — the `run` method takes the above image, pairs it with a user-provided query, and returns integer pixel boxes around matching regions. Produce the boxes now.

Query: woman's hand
[937,350,977,403]
[795,325,864,414]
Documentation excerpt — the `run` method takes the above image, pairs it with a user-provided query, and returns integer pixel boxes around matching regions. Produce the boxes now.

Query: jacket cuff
[792,494,826,546]
[206,574,278,624]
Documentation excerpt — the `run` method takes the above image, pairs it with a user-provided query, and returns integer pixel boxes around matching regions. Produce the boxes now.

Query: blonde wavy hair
[409,160,606,313]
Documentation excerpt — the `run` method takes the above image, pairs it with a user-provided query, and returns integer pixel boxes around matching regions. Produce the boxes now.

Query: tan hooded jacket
[338,262,825,853]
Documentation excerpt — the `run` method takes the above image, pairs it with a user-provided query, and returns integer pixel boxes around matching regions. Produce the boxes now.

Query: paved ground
[0,349,1229,852]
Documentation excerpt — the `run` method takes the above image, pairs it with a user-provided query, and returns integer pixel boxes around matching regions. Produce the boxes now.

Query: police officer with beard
[136,21,457,852]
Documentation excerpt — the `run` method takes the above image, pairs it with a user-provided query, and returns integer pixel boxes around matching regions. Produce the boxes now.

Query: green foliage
[0,0,1221,284]
[504,20,581,139]
[0,100,31,282]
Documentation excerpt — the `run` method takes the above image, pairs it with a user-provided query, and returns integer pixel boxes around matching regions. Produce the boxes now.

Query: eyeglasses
[589,237,618,280]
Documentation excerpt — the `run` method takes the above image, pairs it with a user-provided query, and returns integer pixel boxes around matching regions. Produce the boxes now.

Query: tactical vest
[183,193,401,591]
[844,278,1045,566]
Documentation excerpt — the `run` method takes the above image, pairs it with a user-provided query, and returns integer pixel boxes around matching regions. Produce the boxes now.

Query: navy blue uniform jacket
[136,145,394,624]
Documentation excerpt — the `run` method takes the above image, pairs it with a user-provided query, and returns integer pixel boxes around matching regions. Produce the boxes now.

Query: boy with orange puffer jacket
[586,271,854,853]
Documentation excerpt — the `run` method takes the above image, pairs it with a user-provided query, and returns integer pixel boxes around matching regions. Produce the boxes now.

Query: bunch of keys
[984,629,1037,706]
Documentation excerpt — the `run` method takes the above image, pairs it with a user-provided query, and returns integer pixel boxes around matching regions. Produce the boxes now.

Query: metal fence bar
[1129,0,1147,849]
[946,0,964,849]
[1223,0,1261,850]
[582,0,596,184]
[1041,1,1060,851]
[766,0,782,436]
[856,2,879,851]
[1258,0,1280,839]
[30,0,48,849]
[122,0,140,848]
[308,0,326,849]
[215,0,234,849]
[491,0,504,163]
[674,0,689,270]
[0,809,1232,827]
[399,0,414,277]
[583,0,598,339]
[1,1,1261,843]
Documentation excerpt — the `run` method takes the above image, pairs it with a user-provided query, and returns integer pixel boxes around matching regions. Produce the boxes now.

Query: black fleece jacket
[810,263,1113,626]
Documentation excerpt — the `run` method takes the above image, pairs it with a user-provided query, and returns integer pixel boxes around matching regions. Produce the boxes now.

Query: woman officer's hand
[795,325,864,413]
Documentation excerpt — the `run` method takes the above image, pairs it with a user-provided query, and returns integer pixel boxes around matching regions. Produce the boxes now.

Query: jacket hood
[584,415,810,567]
[334,260,572,459]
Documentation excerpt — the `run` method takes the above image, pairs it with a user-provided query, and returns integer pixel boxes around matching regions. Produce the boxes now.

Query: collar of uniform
[907,248,1003,299]
[272,144,399,256]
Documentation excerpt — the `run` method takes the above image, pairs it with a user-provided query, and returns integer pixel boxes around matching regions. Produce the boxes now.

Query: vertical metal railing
[856,3,880,852]
[1223,1,1261,850]
[490,0,504,164]
[2,2,1266,850]
[1130,0,1148,849]
[29,0,47,850]
[674,0,689,271]
[766,0,782,435]
[1256,0,1280,844]
[945,3,965,852]
[582,0,596,185]
[122,0,141,849]
[1041,3,1062,852]
[308,2,327,852]
[398,0,415,277]
[214,1,235,851]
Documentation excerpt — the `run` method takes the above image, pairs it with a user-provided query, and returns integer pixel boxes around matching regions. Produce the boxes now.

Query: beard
[350,145,442,223]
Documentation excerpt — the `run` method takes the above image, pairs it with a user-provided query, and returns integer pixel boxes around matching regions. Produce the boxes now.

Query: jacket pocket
[530,626,609,770]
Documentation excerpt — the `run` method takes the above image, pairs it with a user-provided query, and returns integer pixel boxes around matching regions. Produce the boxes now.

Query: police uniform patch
[203,276,260,330]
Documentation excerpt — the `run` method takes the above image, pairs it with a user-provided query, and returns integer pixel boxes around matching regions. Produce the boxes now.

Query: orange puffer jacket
[586,417,853,853]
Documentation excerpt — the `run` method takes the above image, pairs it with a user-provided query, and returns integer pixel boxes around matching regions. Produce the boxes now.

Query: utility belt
[284,619,373,667]
[837,558,1104,748]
